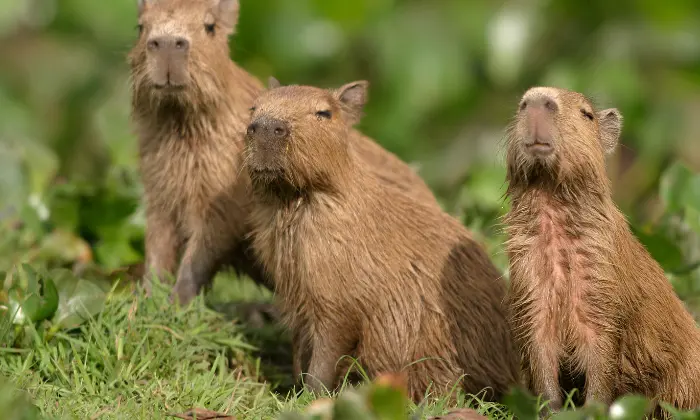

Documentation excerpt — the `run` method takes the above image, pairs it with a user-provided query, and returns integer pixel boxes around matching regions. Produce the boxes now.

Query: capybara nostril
[174,38,189,50]
[272,124,287,138]
[147,36,190,54]
[544,99,558,112]
[247,123,258,136]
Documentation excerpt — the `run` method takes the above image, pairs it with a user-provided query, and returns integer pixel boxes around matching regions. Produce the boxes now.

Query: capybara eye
[204,23,216,35]
[136,24,144,35]
[315,110,332,120]
[581,109,594,121]
[249,106,256,112]
[519,100,527,111]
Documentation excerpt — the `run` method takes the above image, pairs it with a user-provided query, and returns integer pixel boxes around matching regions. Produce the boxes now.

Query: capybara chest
[140,134,243,231]
[251,198,365,310]
[509,201,604,357]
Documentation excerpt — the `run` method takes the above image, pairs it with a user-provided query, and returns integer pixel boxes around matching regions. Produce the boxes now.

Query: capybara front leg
[143,211,181,296]
[583,336,617,407]
[305,326,355,395]
[171,230,226,305]
[528,340,562,413]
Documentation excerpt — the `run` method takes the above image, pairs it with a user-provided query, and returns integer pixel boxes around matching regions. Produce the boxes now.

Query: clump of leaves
[1,263,112,348]
[499,386,700,420]
[276,373,413,420]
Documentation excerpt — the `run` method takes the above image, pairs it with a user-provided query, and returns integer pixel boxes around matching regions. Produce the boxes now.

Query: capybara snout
[246,116,291,174]
[145,35,190,88]
[246,117,290,140]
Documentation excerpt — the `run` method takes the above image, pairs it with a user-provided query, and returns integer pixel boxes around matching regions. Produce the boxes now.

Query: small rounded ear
[598,108,623,155]
[215,0,240,34]
[137,0,151,16]
[333,81,369,125]
[268,76,281,90]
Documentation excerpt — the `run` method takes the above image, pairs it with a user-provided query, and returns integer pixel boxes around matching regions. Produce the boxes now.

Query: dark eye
[249,106,256,112]
[581,109,594,121]
[316,110,332,120]
[136,24,144,35]
[205,23,216,35]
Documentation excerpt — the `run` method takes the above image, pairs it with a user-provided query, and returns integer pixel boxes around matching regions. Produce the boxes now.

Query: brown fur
[244,81,519,402]
[503,86,700,416]
[128,0,438,305]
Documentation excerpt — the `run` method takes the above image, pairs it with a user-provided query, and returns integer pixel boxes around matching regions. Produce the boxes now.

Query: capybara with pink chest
[503,86,700,416]
[243,80,519,402]
[128,0,439,305]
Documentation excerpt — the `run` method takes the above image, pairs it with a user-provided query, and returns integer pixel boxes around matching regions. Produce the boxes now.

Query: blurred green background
[1,0,700,309]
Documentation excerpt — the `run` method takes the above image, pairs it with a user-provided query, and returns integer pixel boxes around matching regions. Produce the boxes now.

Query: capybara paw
[170,283,196,306]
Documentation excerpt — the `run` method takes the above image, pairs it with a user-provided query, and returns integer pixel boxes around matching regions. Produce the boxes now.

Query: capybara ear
[333,81,369,125]
[268,76,282,90]
[137,0,151,16]
[598,108,623,155]
[215,0,240,34]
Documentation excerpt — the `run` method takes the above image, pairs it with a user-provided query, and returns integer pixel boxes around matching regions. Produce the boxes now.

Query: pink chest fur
[521,204,598,355]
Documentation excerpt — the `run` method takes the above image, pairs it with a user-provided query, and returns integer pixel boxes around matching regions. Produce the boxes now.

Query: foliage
[1,279,270,419]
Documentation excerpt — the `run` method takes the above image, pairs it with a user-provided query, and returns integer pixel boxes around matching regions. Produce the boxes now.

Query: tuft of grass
[0,280,285,419]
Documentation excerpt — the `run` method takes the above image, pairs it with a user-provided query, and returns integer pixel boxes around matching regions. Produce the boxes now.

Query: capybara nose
[520,89,560,114]
[147,36,190,54]
[250,117,290,139]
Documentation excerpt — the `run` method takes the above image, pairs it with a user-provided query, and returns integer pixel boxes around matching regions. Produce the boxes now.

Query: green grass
[0,274,514,420]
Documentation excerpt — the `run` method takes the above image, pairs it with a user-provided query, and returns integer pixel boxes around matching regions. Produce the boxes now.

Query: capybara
[243,80,519,402]
[503,86,700,416]
[128,0,439,305]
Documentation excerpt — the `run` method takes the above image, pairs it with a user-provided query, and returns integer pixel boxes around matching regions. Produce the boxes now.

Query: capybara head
[128,0,239,105]
[244,78,369,194]
[506,87,623,188]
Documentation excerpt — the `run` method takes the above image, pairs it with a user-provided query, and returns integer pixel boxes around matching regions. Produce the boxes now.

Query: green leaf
[0,380,43,420]
[7,264,59,324]
[660,162,700,213]
[550,411,587,420]
[37,229,92,265]
[368,381,408,420]
[334,389,375,419]
[685,205,700,237]
[577,401,609,419]
[608,395,650,420]
[50,269,107,330]
[658,402,700,420]
[304,398,334,420]
[502,387,539,420]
